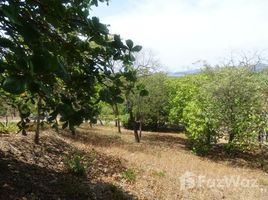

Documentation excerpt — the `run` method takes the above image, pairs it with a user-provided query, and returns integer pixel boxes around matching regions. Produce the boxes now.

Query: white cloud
[94,0,268,71]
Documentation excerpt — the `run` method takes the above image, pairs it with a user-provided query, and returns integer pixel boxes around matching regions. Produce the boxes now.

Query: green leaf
[132,45,142,52]
[140,89,149,97]
[126,39,134,49]
[0,38,15,49]
[115,96,124,104]
[2,76,27,94]
[129,53,135,62]
[19,104,30,118]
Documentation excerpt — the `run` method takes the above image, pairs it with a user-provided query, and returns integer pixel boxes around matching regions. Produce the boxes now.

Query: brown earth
[0,124,268,200]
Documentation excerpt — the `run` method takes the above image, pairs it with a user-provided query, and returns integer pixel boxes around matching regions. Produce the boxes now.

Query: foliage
[169,66,268,153]
[123,73,170,131]
[64,153,87,176]
[121,169,136,182]
[0,0,141,141]
[0,122,18,134]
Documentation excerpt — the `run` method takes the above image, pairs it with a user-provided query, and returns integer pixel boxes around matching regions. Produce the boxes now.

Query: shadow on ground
[0,133,137,200]
[200,144,268,173]
[62,127,189,154]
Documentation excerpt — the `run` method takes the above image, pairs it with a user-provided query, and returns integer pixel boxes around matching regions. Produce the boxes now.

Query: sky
[91,0,268,72]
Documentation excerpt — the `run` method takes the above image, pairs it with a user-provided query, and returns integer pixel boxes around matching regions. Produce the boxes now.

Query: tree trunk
[34,96,42,144]
[5,115,8,127]
[229,132,235,143]
[13,108,16,118]
[117,119,121,133]
[70,125,76,136]
[55,118,59,133]
[98,118,104,126]
[129,111,140,142]
[139,120,142,139]
[133,121,140,143]
[115,104,121,133]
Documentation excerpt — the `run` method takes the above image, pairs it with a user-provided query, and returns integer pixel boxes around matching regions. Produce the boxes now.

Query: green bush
[64,153,87,176]
[0,122,18,134]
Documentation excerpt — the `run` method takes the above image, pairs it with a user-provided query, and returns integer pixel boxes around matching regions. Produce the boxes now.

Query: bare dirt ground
[1,124,268,200]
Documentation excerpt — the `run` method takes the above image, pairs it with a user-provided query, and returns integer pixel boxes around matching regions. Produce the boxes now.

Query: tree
[128,73,170,132]
[168,65,267,154]
[0,0,141,143]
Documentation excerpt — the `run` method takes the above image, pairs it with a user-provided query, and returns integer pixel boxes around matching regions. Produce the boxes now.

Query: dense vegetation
[0,0,143,143]
[0,0,267,161]
[100,65,268,154]
[169,66,268,154]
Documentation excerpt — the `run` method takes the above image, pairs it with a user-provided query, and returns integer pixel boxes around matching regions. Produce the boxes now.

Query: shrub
[0,122,18,134]
[64,153,87,176]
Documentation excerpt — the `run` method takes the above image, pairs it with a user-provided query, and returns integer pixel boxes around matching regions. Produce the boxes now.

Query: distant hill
[254,63,268,71]
[168,63,268,77]
[167,69,201,77]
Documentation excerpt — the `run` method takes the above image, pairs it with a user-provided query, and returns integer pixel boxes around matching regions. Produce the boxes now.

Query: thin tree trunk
[139,120,142,139]
[34,96,42,144]
[98,118,104,126]
[117,119,121,133]
[55,118,59,133]
[129,109,140,142]
[112,105,118,127]
[133,121,140,143]
[5,114,8,127]
[229,131,235,143]
[115,104,121,133]
[13,108,16,118]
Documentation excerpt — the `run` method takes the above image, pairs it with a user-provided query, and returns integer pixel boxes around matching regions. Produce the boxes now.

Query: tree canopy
[0,0,142,142]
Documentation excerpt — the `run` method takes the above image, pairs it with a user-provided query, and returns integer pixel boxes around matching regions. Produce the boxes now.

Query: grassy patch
[0,122,18,134]
[152,170,166,178]
[121,169,136,182]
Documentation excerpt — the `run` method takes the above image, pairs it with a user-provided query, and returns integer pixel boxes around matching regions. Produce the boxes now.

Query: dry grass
[56,124,268,200]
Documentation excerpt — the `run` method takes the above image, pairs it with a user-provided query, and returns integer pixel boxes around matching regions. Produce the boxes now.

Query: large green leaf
[132,45,142,52]
[2,76,27,94]
[126,39,134,49]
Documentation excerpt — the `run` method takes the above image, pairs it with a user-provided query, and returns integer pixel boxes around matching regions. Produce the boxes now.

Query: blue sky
[91,0,268,72]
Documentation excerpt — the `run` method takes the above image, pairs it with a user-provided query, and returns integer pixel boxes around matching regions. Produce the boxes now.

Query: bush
[0,122,18,134]
[64,153,87,176]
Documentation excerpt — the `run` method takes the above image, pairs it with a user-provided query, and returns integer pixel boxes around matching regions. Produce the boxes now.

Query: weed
[152,170,166,178]
[0,122,18,134]
[121,169,136,182]
[64,153,87,176]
